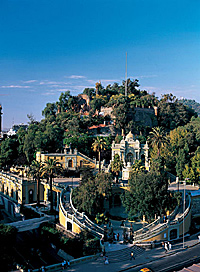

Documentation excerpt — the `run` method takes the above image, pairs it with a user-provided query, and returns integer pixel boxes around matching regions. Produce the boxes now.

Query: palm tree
[42,158,62,212]
[148,127,168,156]
[92,137,107,172]
[111,154,124,183]
[29,160,44,206]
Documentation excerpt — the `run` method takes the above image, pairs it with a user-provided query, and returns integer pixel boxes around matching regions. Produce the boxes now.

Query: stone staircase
[99,245,145,263]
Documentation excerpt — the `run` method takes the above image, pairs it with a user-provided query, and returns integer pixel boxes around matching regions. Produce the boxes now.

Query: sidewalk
[65,232,200,272]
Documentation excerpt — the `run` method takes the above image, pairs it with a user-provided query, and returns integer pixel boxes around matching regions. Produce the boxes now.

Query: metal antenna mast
[125,52,127,96]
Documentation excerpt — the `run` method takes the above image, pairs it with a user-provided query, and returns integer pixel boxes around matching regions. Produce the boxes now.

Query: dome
[125,131,134,140]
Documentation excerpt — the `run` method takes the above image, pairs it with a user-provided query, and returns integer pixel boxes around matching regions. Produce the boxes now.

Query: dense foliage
[0,79,199,184]
[0,224,17,271]
[179,98,200,116]
[121,159,180,221]
[40,223,101,257]
[72,172,112,216]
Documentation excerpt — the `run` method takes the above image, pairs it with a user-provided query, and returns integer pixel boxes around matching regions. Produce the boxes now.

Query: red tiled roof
[88,124,106,129]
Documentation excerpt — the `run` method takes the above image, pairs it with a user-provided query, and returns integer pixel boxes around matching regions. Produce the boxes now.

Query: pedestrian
[164,242,168,253]
[161,241,165,249]
[168,242,172,251]
[117,233,120,241]
[130,251,135,260]
[62,260,66,270]
[198,235,200,242]
[104,256,109,265]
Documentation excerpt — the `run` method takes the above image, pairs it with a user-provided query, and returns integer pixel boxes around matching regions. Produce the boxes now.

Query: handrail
[78,152,96,164]
[60,189,103,238]
[69,189,104,233]
[133,194,192,242]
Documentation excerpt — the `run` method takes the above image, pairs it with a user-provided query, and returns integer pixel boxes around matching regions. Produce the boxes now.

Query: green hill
[179,98,200,116]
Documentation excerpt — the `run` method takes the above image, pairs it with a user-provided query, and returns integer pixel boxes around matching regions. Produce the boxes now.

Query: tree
[29,160,44,205]
[42,158,62,212]
[111,154,123,183]
[182,165,196,183]
[0,136,19,168]
[148,127,168,156]
[131,159,145,174]
[72,172,112,216]
[42,102,57,118]
[157,95,197,130]
[92,137,107,172]
[190,147,200,183]
[122,170,169,221]
[56,91,72,112]
[111,95,130,135]
[176,149,187,180]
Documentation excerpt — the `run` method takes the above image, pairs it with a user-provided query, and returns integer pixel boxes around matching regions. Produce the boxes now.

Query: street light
[183,178,189,249]
[182,180,186,248]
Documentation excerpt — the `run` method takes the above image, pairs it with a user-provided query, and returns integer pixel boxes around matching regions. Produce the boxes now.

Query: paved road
[128,243,200,272]
[64,234,200,272]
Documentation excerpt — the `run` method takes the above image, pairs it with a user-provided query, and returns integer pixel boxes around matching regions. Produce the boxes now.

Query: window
[68,159,73,168]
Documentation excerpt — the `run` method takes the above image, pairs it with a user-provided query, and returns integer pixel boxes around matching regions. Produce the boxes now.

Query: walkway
[64,232,200,272]
[62,190,104,237]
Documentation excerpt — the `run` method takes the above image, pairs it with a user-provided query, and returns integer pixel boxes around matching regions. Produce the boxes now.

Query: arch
[68,159,73,168]
[80,160,83,168]
[6,187,9,195]
[170,229,177,240]
[126,153,133,164]
[2,184,4,193]
[11,188,14,198]
[28,189,34,204]
[114,194,121,206]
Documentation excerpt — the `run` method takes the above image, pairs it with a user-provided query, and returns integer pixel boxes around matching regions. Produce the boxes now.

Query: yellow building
[0,171,44,205]
[36,147,96,170]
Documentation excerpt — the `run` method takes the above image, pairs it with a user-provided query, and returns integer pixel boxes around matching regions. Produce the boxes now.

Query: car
[139,268,153,272]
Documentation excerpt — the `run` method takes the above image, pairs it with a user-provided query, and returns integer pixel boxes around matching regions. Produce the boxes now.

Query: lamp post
[183,178,189,248]
[183,180,186,248]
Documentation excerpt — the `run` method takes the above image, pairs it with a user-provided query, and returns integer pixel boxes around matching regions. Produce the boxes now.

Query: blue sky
[0,0,199,129]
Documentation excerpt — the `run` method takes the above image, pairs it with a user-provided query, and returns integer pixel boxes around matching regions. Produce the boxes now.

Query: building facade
[0,171,43,205]
[36,147,96,170]
[111,131,149,180]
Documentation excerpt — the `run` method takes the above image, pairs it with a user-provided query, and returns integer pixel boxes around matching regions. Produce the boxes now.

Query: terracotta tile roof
[88,124,106,129]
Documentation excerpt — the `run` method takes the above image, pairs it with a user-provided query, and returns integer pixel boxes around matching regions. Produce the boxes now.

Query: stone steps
[101,245,145,263]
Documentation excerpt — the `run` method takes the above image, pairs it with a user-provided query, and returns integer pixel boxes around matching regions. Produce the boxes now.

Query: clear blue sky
[0,0,199,129]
